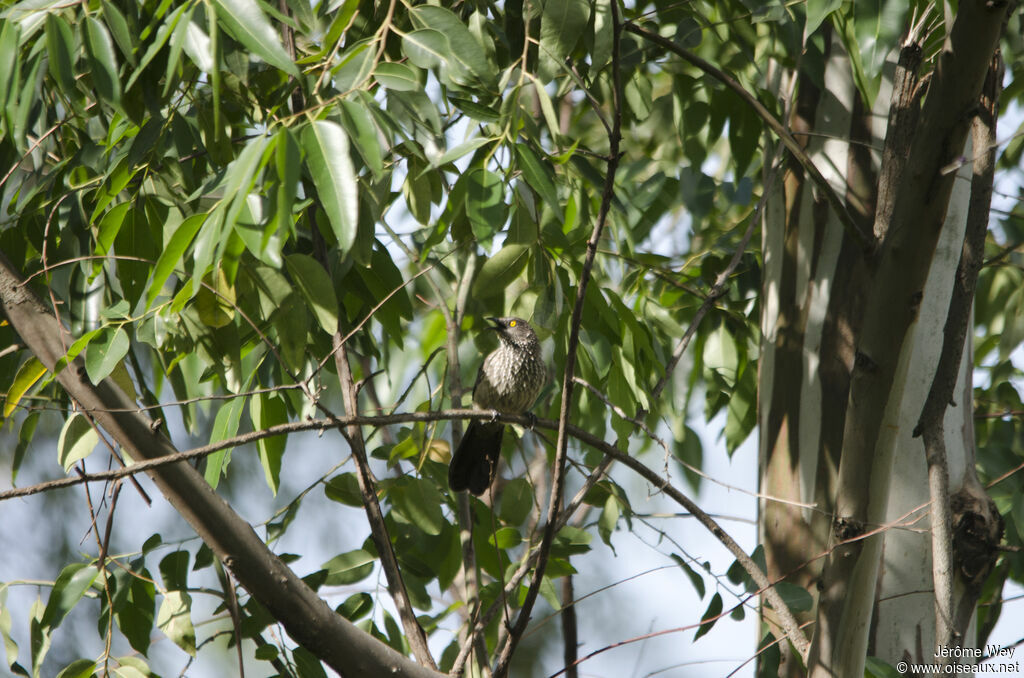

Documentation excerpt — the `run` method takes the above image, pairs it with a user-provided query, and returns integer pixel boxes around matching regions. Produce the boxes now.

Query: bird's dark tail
[448,421,504,495]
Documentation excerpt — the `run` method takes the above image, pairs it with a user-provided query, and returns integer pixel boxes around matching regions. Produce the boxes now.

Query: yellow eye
[509,320,517,327]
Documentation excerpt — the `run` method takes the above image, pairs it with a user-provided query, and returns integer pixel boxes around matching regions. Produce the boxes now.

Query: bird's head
[486,316,538,349]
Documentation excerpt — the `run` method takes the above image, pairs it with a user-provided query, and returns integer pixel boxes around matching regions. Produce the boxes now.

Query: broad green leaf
[273,127,301,233]
[429,137,493,170]
[670,553,706,599]
[374,61,420,91]
[250,392,288,495]
[336,592,372,621]
[4,357,47,419]
[284,253,339,335]
[117,574,155,654]
[804,0,841,41]
[196,269,236,328]
[388,478,445,536]
[773,581,813,612]
[339,96,383,178]
[472,244,529,298]
[514,145,560,218]
[84,326,130,384]
[538,0,590,81]
[703,323,738,387]
[324,473,362,507]
[147,214,206,307]
[409,6,493,87]
[598,494,619,546]
[498,477,533,525]
[205,396,246,487]
[449,96,500,122]
[44,13,75,95]
[156,591,196,656]
[322,550,375,586]
[125,3,189,91]
[101,0,135,66]
[55,659,97,678]
[693,592,723,641]
[12,410,40,483]
[84,17,121,106]
[301,120,357,253]
[210,0,298,76]
[487,527,522,549]
[0,21,20,109]
[401,28,448,70]
[58,415,99,471]
[41,564,99,630]
[464,167,508,240]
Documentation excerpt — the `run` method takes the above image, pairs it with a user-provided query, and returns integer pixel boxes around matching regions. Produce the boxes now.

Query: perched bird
[449,317,546,495]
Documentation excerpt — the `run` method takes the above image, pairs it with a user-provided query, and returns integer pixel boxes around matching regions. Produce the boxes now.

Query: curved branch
[0,250,445,678]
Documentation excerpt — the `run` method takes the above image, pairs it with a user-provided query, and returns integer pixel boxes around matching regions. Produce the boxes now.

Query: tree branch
[492,5,624,676]
[0,250,444,678]
[332,334,437,669]
[914,50,1003,655]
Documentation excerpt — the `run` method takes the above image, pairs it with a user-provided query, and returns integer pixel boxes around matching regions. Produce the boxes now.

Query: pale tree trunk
[759,4,1007,676]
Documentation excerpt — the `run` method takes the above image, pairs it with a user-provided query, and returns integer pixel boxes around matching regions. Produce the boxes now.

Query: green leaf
[12,411,40,483]
[205,395,246,487]
[324,473,363,507]
[84,326,130,384]
[409,6,492,87]
[693,592,722,641]
[44,13,76,95]
[336,592,373,621]
[55,659,97,678]
[250,392,288,495]
[538,0,590,81]
[210,0,298,76]
[498,478,533,525]
[374,61,420,91]
[42,564,99,630]
[322,550,376,586]
[703,323,738,387]
[117,574,155,654]
[487,527,521,549]
[515,144,561,218]
[301,120,358,253]
[58,415,99,472]
[147,214,206,308]
[284,253,339,335]
[804,0,841,41]
[670,553,706,599]
[389,478,446,536]
[598,494,619,546]
[84,17,121,106]
[4,357,47,419]
[773,581,813,612]
[471,244,529,298]
[156,591,196,656]
[0,21,20,111]
[401,28,448,70]
[339,96,383,178]
[464,168,508,240]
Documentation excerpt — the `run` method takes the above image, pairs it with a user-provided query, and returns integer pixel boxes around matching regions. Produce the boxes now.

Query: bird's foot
[488,409,500,423]
[524,412,537,430]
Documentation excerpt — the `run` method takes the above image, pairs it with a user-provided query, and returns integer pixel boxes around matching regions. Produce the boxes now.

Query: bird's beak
[485,316,503,331]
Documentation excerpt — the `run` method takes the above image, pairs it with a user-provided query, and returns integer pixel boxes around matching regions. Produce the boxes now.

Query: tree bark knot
[950,486,1004,592]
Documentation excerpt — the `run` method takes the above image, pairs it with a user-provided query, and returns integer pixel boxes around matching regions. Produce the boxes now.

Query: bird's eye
[509,320,517,327]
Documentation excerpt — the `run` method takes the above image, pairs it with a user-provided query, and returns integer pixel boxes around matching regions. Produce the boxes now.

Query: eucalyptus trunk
[758,6,1007,676]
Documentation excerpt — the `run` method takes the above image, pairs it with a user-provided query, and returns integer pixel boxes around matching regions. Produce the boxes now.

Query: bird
[448,316,546,495]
